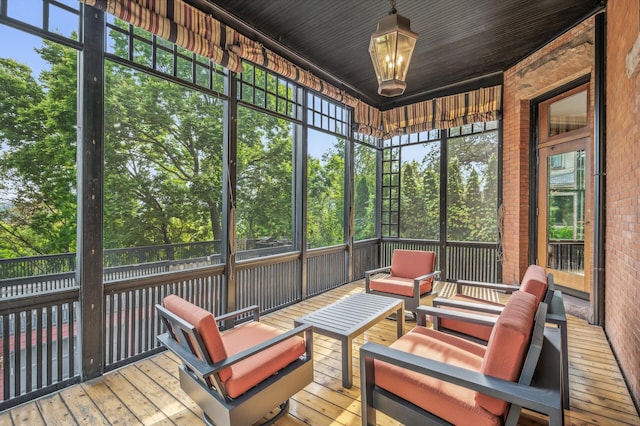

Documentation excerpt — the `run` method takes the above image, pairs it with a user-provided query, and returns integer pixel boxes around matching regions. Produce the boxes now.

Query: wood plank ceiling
[197,0,602,109]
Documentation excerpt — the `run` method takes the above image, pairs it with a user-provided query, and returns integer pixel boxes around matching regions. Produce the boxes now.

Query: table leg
[396,305,404,338]
[342,336,353,388]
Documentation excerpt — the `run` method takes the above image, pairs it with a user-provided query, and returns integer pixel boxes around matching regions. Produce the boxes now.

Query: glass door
[537,83,592,295]
[538,140,591,293]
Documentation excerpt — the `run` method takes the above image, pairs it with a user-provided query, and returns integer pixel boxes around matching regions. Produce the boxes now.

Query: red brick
[503,1,640,405]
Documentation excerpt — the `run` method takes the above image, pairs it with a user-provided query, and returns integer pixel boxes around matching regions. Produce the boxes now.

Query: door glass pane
[548,90,587,137]
[546,150,585,275]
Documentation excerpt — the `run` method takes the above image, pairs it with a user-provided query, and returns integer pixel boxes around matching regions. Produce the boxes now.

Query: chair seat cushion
[369,276,432,297]
[374,327,502,426]
[438,295,502,342]
[222,322,306,398]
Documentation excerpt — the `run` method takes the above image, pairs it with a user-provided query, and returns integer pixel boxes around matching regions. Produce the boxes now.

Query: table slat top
[294,293,402,337]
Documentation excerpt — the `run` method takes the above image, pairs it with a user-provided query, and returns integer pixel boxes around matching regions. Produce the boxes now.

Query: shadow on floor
[563,293,592,322]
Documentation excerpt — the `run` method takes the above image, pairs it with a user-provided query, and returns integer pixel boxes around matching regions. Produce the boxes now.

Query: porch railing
[547,241,584,273]
[0,237,504,410]
[381,238,501,283]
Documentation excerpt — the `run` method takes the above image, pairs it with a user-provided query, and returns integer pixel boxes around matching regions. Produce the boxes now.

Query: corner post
[77,4,105,379]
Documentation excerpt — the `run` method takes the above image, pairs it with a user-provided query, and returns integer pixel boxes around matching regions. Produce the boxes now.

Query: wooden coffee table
[294,292,404,388]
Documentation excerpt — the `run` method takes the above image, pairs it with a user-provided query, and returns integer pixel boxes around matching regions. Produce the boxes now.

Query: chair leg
[261,400,290,426]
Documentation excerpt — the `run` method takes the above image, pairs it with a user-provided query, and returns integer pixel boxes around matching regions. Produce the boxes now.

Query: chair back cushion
[390,249,436,280]
[475,291,537,416]
[163,295,230,380]
[520,265,548,304]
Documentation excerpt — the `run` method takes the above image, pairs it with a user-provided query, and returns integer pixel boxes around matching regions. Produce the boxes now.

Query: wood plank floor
[1,281,638,425]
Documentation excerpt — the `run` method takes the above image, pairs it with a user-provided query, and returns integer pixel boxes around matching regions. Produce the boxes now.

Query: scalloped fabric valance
[79,0,243,72]
[78,0,358,109]
[381,85,502,138]
[78,1,501,139]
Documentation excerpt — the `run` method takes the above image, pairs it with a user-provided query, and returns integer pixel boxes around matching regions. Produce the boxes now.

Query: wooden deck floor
[1,281,638,425]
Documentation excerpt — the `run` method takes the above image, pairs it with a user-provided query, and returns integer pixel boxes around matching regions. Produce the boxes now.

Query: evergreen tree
[447,157,469,241]
[421,164,440,239]
[354,144,376,240]
[400,161,426,238]
[465,168,483,240]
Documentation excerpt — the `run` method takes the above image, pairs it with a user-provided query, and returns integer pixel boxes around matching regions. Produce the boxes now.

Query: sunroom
[0,0,639,424]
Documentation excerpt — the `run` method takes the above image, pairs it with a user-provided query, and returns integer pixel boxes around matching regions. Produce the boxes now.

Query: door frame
[529,74,592,299]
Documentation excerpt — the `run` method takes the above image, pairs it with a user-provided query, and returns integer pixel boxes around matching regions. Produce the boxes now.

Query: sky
[0,0,80,77]
[0,1,373,164]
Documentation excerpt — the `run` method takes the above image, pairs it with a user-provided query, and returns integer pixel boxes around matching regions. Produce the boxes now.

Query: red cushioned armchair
[433,264,553,343]
[365,249,440,314]
[156,295,313,426]
[360,291,564,425]
[431,264,570,408]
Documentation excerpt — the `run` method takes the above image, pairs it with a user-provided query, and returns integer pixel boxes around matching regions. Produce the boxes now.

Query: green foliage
[0,28,350,259]
[354,144,376,240]
[0,42,78,257]
[236,106,293,243]
[306,134,345,248]
[399,131,498,243]
[400,161,426,238]
[549,226,575,240]
[0,24,500,263]
[103,61,224,249]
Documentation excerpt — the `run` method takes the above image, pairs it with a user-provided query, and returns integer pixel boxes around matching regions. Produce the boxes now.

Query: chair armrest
[157,332,213,377]
[415,305,498,328]
[365,266,391,277]
[409,270,441,298]
[365,266,391,290]
[158,323,313,380]
[432,297,504,315]
[456,279,519,295]
[413,270,441,282]
[545,290,566,325]
[360,342,561,419]
[216,305,260,325]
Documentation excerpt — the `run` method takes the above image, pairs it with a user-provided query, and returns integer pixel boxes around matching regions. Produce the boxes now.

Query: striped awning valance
[230,37,358,108]
[79,1,501,139]
[381,85,502,137]
[79,0,359,109]
[79,0,243,72]
[353,101,384,138]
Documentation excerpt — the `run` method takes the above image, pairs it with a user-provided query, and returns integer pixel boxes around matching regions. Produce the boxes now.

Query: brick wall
[502,19,595,283]
[502,0,640,406]
[605,0,640,406]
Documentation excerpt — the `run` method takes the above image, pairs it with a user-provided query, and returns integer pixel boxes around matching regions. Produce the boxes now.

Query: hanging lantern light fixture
[369,0,418,97]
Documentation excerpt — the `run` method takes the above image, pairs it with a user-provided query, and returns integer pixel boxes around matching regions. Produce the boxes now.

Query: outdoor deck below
[1,281,638,425]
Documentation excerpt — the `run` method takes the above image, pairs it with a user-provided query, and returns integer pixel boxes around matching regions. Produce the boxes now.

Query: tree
[306,136,345,248]
[478,153,499,242]
[354,143,376,240]
[421,162,440,239]
[400,161,427,238]
[465,168,483,240]
[103,61,225,250]
[447,157,469,241]
[0,42,78,257]
[236,106,293,246]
